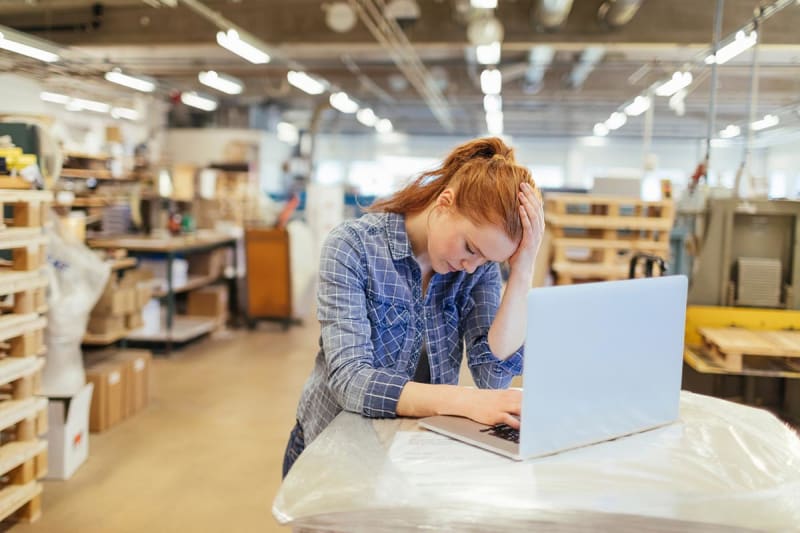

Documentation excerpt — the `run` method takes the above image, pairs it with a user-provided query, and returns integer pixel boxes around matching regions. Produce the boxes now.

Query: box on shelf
[85,362,125,432]
[138,258,188,292]
[188,249,226,279]
[46,382,94,480]
[141,299,161,334]
[171,164,196,201]
[187,284,228,326]
[87,315,126,336]
[112,350,151,415]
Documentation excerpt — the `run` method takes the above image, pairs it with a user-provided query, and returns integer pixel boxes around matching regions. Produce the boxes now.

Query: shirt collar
[384,212,414,262]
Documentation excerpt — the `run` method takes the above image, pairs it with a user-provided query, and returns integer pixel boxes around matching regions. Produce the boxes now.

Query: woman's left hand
[507,182,545,284]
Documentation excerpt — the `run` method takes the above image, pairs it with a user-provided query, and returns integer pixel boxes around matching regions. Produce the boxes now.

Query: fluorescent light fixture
[180,91,218,112]
[751,114,779,131]
[104,69,156,93]
[480,69,502,95]
[483,94,502,113]
[476,41,501,65]
[593,122,609,137]
[375,118,393,134]
[486,111,503,135]
[604,111,627,130]
[67,97,111,114]
[287,71,326,95]
[471,0,497,8]
[198,70,243,95]
[655,71,693,97]
[111,107,140,121]
[0,30,59,63]
[216,29,270,64]
[719,124,741,138]
[40,91,70,104]
[329,92,358,113]
[624,95,651,117]
[705,30,757,65]
[356,108,378,127]
[277,122,299,145]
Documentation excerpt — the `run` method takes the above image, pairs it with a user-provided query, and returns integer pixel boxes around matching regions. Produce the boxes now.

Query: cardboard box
[46,383,94,480]
[187,284,228,324]
[85,362,125,432]
[125,312,144,330]
[188,249,226,279]
[87,315,126,336]
[171,164,196,201]
[112,350,152,414]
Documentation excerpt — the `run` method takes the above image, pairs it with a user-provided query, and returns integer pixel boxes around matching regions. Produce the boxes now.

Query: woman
[283,137,545,477]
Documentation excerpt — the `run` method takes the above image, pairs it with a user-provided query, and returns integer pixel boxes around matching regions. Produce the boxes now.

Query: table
[273,391,800,532]
[88,233,238,353]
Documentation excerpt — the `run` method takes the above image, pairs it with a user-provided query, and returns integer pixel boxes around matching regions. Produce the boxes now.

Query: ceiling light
[287,71,327,95]
[471,0,497,8]
[751,114,779,131]
[483,94,502,113]
[604,112,627,130]
[180,91,218,112]
[198,70,243,95]
[719,124,740,138]
[705,30,757,65]
[40,91,70,104]
[593,123,609,137]
[480,69,502,95]
[277,122,299,145]
[476,41,501,65]
[111,107,140,121]
[655,71,693,97]
[0,30,59,63]
[375,118,393,134]
[104,69,156,93]
[216,29,270,64]
[624,95,651,117]
[486,111,503,136]
[356,108,378,127]
[67,98,110,114]
[329,92,359,113]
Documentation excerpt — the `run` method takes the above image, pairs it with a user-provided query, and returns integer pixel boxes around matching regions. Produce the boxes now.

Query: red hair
[368,137,537,241]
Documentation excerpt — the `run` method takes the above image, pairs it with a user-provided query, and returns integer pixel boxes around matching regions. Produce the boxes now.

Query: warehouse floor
[12,321,319,533]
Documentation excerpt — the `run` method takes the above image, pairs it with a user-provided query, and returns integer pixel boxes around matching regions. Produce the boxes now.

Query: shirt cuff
[469,336,524,375]
[362,369,410,418]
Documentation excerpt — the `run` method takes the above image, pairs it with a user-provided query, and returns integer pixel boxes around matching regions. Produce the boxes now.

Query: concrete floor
[11,321,319,533]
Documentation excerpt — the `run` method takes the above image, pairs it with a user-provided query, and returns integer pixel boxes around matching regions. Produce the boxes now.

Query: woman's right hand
[458,387,523,429]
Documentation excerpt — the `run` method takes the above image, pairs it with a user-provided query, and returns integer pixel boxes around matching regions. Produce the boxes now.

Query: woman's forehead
[461,219,517,261]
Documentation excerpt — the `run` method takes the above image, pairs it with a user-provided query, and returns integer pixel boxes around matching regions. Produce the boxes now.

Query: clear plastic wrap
[273,391,800,531]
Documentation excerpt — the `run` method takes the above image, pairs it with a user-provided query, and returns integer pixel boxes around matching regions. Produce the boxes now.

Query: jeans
[282,421,305,479]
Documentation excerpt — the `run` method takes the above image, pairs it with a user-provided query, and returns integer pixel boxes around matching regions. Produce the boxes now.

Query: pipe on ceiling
[532,0,575,31]
[597,0,644,28]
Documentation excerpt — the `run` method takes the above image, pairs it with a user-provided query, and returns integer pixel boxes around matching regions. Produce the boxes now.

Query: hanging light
[375,118,393,134]
[66,97,111,114]
[751,114,779,131]
[111,107,140,121]
[198,71,244,95]
[40,91,70,104]
[623,95,651,117]
[216,29,270,64]
[486,111,503,135]
[655,71,693,97]
[705,30,757,65]
[593,123,609,137]
[719,124,741,138]
[483,94,502,113]
[471,0,497,8]
[104,69,156,93]
[356,108,378,127]
[480,69,502,95]
[476,41,501,65]
[0,28,59,63]
[277,122,299,145]
[329,92,359,113]
[287,71,327,95]
[180,91,218,112]
[604,112,627,130]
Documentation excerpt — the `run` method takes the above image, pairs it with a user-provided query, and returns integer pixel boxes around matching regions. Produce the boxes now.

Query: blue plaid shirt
[295,212,524,446]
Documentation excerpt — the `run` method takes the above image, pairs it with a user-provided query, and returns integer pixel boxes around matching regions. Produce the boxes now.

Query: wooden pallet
[0,190,53,230]
[0,358,43,400]
[699,327,800,372]
[0,271,48,316]
[0,315,47,358]
[0,228,47,272]
[0,481,42,523]
[545,194,674,241]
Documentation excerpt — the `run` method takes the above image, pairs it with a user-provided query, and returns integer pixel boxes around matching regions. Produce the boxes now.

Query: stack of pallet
[0,189,52,524]
[545,194,675,285]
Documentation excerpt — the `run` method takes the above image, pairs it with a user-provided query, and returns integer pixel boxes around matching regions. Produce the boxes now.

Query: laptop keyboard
[479,423,519,444]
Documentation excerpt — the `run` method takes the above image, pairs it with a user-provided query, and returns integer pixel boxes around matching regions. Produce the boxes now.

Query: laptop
[419,275,688,461]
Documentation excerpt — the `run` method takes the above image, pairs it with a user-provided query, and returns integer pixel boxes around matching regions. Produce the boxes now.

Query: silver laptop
[419,275,688,461]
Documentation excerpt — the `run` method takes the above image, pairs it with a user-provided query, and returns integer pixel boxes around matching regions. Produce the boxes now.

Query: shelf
[60,170,139,182]
[154,275,219,298]
[82,329,131,346]
[126,316,217,343]
[110,257,137,272]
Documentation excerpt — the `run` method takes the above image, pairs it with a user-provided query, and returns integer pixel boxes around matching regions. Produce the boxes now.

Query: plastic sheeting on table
[273,391,800,532]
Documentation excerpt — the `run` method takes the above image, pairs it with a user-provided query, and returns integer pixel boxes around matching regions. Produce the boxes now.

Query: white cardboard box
[46,382,94,480]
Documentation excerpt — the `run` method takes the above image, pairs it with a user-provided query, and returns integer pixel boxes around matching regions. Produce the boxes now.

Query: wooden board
[89,233,234,253]
[126,316,217,343]
[0,481,42,523]
[0,398,47,434]
[0,191,53,203]
[546,214,674,232]
[0,441,47,479]
[699,327,800,372]
[0,314,46,345]
[0,271,47,297]
[684,346,800,378]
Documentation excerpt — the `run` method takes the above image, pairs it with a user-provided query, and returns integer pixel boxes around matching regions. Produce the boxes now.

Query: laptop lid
[518,276,688,459]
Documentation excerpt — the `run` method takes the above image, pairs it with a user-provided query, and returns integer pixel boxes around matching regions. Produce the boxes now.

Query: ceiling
[1,0,800,140]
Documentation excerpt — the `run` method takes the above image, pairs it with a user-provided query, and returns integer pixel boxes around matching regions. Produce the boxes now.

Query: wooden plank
[551,262,628,279]
[89,233,234,253]
[0,398,44,434]
[0,271,47,298]
[545,193,672,208]
[0,357,41,391]
[0,481,42,523]
[552,238,671,252]
[0,228,44,247]
[684,346,800,378]
[82,329,131,346]
[0,441,48,481]
[0,314,47,346]
[126,316,217,343]
[546,213,674,231]
[0,191,53,203]
[154,274,219,298]
[699,328,800,358]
